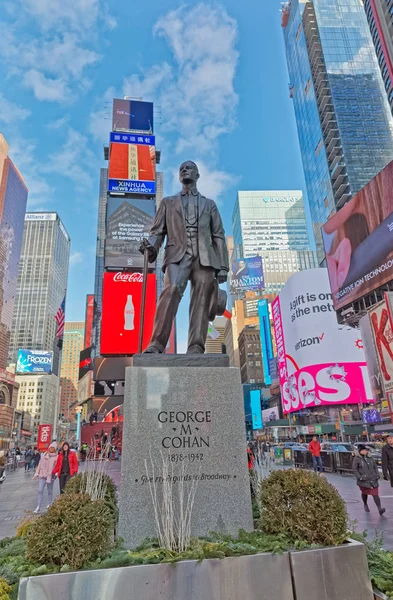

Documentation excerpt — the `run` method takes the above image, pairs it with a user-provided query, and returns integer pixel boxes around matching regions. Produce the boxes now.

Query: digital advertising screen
[262,405,280,425]
[323,159,393,310]
[108,133,156,194]
[258,299,274,386]
[369,296,393,396]
[37,424,53,451]
[79,347,93,380]
[16,349,53,374]
[105,198,156,269]
[84,295,94,349]
[112,99,154,133]
[250,389,262,430]
[100,271,156,355]
[230,256,264,294]
[272,268,373,414]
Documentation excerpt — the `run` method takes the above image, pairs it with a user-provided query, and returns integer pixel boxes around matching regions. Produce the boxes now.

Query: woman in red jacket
[53,442,78,494]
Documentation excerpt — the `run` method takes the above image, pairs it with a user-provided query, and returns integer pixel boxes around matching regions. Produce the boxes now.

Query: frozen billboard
[272,268,373,414]
[16,349,53,374]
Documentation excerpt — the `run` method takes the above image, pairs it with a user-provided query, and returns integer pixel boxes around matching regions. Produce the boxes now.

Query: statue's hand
[217,270,228,284]
[139,238,157,263]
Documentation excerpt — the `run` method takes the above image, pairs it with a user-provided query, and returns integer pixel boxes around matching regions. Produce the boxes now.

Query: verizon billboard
[101,271,156,355]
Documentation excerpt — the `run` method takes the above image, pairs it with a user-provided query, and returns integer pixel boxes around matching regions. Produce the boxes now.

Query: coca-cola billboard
[37,424,53,451]
[101,271,156,355]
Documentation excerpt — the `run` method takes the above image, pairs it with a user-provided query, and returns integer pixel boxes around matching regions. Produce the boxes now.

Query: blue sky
[0,0,308,351]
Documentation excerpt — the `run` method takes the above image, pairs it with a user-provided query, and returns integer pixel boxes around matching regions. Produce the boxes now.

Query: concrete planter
[18,539,373,600]
[373,590,390,600]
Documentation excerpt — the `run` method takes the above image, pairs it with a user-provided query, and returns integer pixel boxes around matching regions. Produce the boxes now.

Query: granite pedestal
[119,356,253,548]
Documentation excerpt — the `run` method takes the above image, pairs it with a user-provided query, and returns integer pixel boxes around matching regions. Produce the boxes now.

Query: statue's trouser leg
[187,260,216,354]
[148,255,192,352]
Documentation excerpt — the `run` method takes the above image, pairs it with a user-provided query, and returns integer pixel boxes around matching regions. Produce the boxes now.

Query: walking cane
[138,243,150,353]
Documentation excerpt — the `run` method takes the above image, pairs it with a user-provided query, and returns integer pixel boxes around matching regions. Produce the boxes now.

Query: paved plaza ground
[0,461,392,549]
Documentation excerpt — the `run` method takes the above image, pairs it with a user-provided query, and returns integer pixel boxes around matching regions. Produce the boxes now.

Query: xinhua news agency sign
[108,132,156,194]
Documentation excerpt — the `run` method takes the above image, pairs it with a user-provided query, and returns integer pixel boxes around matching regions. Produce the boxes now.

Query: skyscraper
[0,135,28,369]
[59,321,84,422]
[92,168,108,357]
[364,0,393,114]
[9,213,70,375]
[282,0,393,259]
[232,190,318,296]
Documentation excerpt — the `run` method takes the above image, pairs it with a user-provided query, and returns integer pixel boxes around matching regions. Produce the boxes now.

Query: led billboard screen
[84,294,94,348]
[16,349,53,374]
[108,134,156,194]
[250,389,262,430]
[272,268,373,414]
[112,99,154,133]
[79,346,92,380]
[258,299,274,386]
[369,296,393,396]
[323,159,393,310]
[37,424,53,451]
[105,198,156,269]
[101,272,156,355]
[230,256,264,293]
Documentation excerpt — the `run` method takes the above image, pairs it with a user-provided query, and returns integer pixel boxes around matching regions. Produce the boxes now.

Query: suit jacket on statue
[148,192,229,273]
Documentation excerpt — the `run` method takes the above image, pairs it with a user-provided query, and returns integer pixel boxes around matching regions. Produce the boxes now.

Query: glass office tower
[283,0,393,260]
[9,213,70,375]
[232,190,311,257]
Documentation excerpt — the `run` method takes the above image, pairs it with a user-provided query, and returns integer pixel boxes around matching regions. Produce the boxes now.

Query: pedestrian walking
[353,444,386,515]
[24,447,33,472]
[33,448,41,469]
[308,436,323,474]
[53,442,78,494]
[0,451,7,485]
[32,442,58,513]
[382,434,393,487]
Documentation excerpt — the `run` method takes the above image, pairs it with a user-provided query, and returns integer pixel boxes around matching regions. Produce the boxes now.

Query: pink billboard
[272,269,374,414]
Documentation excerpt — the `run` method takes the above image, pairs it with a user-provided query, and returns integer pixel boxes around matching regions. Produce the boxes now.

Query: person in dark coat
[353,444,385,515]
[382,434,393,487]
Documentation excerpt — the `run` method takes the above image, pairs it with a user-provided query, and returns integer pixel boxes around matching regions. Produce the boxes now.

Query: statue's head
[179,161,199,185]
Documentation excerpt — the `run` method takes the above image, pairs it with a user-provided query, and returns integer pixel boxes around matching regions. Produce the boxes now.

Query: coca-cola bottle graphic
[124,295,135,330]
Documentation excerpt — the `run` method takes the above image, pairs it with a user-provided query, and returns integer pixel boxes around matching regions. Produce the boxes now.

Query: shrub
[0,577,12,600]
[15,515,38,538]
[64,473,118,521]
[27,493,113,570]
[259,469,348,546]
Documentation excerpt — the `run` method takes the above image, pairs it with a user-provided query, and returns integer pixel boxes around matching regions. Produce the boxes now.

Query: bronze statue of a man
[141,161,229,354]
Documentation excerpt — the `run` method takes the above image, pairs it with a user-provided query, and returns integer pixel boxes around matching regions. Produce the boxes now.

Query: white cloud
[70,251,83,266]
[0,0,111,103]
[7,137,53,207]
[118,4,239,201]
[44,127,97,189]
[122,4,238,157]
[23,70,71,102]
[11,0,116,35]
[46,117,69,130]
[0,93,30,123]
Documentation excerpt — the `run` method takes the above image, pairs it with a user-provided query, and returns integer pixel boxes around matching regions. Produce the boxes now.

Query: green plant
[0,577,12,600]
[64,473,118,521]
[259,469,348,546]
[15,515,38,538]
[27,493,113,570]
[351,532,393,598]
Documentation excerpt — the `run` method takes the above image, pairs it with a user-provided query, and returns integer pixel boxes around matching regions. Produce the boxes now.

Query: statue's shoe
[143,345,162,354]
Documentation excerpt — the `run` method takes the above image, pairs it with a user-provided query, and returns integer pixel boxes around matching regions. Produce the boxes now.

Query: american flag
[55,297,66,338]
